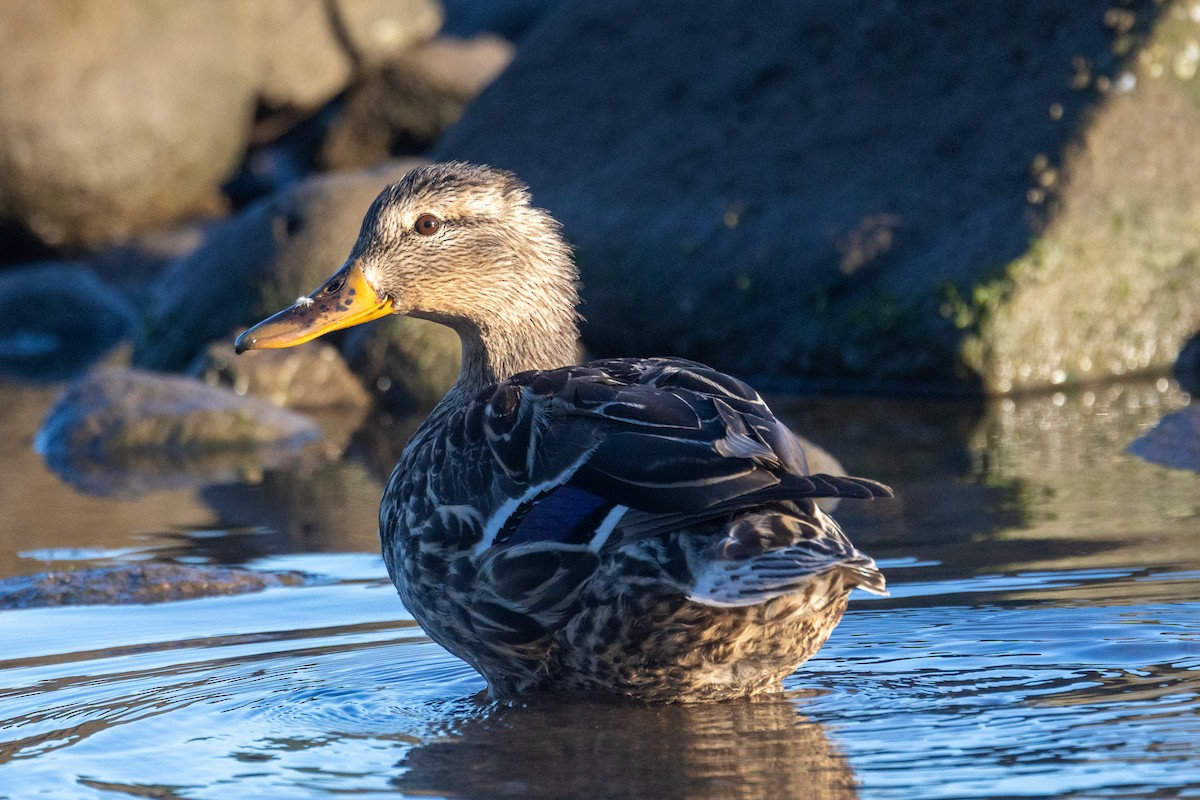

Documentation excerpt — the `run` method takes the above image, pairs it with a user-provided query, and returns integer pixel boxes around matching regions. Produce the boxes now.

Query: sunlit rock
[190,338,371,413]
[0,0,442,248]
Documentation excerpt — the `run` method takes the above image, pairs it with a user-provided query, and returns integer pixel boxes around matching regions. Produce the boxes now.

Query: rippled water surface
[1,379,1197,799]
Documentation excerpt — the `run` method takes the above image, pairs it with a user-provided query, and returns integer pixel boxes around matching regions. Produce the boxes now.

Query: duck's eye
[414,214,442,236]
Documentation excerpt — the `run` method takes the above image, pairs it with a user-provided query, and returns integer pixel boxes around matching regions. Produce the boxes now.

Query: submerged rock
[135,161,460,411]
[36,368,326,497]
[0,262,134,381]
[0,563,306,609]
[436,0,1200,394]
[1127,404,1200,472]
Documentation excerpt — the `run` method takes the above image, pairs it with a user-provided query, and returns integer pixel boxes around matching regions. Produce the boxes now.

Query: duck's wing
[471,357,891,555]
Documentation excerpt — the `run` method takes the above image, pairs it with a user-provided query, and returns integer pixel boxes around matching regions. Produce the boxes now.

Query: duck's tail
[684,503,887,608]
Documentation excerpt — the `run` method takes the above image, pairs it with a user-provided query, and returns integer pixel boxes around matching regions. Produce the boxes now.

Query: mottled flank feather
[262,163,894,702]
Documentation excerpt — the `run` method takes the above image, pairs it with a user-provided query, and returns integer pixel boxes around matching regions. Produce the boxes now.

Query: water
[1,378,1197,799]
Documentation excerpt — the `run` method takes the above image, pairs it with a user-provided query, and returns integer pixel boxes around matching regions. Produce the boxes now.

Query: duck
[235,162,892,703]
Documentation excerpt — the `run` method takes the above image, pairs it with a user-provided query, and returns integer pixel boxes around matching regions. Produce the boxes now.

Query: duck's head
[234,162,579,361]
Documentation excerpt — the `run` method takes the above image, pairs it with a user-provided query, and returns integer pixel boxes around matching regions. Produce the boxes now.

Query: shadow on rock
[394,693,858,800]
[35,368,336,499]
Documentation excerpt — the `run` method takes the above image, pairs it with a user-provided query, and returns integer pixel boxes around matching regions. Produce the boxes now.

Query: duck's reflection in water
[394,692,858,800]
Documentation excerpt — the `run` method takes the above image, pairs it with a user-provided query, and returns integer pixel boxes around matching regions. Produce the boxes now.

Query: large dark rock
[0,262,134,381]
[0,0,441,248]
[435,0,1200,394]
[136,161,461,410]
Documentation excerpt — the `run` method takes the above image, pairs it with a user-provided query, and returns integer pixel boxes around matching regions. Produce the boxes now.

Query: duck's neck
[457,317,578,387]
[433,305,579,404]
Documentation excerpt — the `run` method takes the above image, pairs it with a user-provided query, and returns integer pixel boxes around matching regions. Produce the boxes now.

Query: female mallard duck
[236,162,891,703]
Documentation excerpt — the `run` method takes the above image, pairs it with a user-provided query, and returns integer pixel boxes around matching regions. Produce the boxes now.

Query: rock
[1175,333,1200,395]
[0,563,306,609]
[135,161,460,409]
[0,262,134,381]
[334,0,445,66]
[341,314,464,411]
[321,35,514,170]
[0,1,250,248]
[0,0,441,248]
[245,0,354,111]
[36,368,326,497]
[1127,404,1200,472]
[440,0,561,39]
[435,0,1200,394]
[190,338,371,412]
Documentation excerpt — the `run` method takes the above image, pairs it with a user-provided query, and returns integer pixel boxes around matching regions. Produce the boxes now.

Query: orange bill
[234,261,393,353]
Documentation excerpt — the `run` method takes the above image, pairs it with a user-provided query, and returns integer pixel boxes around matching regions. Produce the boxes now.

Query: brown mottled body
[553,549,853,702]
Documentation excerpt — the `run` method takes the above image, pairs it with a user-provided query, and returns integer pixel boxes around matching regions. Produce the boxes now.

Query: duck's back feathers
[473,357,890,531]
[389,358,888,627]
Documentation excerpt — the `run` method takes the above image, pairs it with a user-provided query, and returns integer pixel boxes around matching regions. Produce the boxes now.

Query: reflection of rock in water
[201,459,386,555]
[395,695,858,800]
[968,380,1196,575]
[1127,405,1200,472]
[776,380,1196,593]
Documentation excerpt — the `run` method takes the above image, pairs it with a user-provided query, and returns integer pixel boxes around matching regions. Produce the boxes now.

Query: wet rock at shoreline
[0,262,134,381]
[436,0,1200,394]
[0,563,307,609]
[36,368,327,497]
[135,161,460,411]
